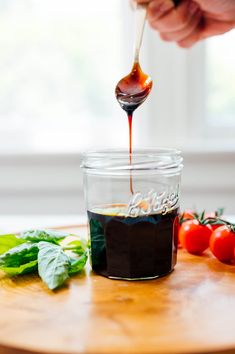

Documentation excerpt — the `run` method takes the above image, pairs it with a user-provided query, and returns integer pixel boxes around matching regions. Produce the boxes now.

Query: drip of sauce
[128,114,133,193]
[115,62,152,193]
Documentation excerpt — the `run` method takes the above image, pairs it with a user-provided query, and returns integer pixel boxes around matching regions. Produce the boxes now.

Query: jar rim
[81,148,183,174]
[82,148,181,159]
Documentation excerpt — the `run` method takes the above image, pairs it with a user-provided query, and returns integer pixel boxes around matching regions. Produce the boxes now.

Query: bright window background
[206,29,235,127]
[0,1,235,215]
[1,1,235,154]
[0,0,131,153]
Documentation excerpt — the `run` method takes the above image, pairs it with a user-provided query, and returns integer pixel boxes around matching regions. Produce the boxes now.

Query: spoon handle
[133,0,180,63]
[133,4,147,63]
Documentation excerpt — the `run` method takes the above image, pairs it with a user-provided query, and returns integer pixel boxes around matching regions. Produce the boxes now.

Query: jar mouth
[81,148,183,174]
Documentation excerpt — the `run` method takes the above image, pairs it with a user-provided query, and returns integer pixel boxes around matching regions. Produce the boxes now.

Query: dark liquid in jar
[88,206,179,279]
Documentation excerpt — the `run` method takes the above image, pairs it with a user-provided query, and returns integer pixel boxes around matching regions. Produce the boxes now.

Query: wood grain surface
[0,225,235,354]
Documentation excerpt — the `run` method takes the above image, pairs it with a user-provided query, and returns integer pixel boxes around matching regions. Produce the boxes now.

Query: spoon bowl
[115,62,152,114]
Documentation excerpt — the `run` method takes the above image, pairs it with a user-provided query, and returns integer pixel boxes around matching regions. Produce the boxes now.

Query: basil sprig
[0,230,88,290]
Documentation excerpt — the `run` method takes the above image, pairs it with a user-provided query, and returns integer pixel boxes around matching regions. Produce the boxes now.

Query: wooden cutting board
[0,225,235,354]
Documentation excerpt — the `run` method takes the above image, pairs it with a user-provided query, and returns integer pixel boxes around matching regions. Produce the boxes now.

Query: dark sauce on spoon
[115,62,152,115]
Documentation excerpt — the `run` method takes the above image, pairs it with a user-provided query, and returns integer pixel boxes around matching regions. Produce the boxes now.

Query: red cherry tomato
[210,224,223,231]
[210,225,235,263]
[179,210,195,248]
[179,220,212,255]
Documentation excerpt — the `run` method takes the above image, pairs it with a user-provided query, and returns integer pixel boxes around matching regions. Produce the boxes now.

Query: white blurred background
[0,0,235,217]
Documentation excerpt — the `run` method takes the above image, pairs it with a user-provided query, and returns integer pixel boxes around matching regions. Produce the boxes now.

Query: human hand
[134,0,235,47]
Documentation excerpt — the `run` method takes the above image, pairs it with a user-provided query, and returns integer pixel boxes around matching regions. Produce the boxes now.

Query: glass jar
[81,148,183,280]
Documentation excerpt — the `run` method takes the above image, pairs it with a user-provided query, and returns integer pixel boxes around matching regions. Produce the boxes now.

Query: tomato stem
[215,207,224,218]
[180,208,234,230]
[205,216,235,231]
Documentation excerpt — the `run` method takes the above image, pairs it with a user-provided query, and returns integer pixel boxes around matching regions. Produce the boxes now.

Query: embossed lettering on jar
[81,149,183,280]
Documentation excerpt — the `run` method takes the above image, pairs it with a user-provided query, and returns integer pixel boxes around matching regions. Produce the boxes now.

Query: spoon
[115,4,153,115]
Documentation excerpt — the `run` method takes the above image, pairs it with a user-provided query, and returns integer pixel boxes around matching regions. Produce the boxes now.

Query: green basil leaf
[68,252,88,275]
[20,229,68,244]
[0,234,26,255]
[1,260,38,276]
[38,242,70,290]
[66,239,87,255]
[0,243,38,268]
